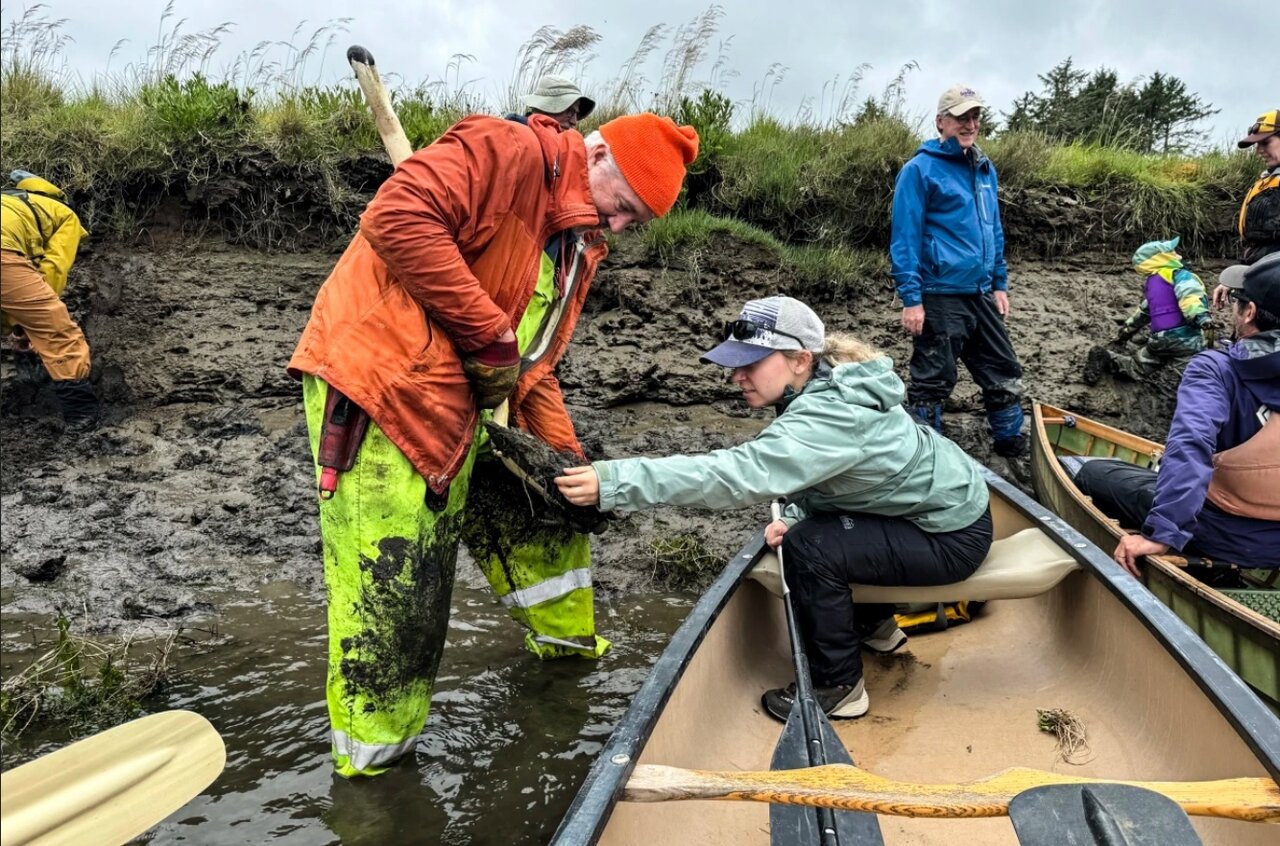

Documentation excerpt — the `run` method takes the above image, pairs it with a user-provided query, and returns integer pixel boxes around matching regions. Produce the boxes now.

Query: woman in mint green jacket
[555,295,992,721]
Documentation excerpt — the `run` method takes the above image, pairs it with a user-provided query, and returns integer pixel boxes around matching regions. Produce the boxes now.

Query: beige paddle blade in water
[0,710,226,846]
[623,763,1280,823]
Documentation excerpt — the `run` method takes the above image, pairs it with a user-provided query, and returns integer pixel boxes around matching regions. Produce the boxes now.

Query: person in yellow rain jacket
[1,170,99,431]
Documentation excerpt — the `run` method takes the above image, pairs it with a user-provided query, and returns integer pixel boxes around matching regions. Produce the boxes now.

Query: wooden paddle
[344,45,510,458]
[766,499,884,846]
[0,710,226,846]
[622,762,1280,824]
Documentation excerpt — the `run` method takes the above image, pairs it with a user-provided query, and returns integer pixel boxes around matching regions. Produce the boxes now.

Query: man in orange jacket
[289,111,698,777]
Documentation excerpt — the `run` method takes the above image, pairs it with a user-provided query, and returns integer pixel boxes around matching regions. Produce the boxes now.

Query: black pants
[782,508,993,687]
[1070,459,1156,531]
[907,292,1024,413]
[1071,459,1245,588]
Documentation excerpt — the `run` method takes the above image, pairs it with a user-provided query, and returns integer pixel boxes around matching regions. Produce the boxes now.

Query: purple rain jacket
[1144,329,1280,565]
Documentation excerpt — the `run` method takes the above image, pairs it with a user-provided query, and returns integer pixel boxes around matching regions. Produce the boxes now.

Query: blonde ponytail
[822,332,882,366]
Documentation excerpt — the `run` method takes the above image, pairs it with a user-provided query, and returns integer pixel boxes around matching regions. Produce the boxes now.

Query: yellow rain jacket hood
[1,174,89,296]
[1132,236,1183,279]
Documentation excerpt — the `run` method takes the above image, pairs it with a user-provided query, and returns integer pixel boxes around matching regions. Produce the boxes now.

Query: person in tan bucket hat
[523,74,596,130]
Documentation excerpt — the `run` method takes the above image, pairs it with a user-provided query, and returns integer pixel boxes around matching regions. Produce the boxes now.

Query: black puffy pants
[781,508,993,687]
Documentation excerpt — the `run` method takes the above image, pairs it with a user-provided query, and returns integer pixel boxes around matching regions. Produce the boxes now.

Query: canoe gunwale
[552,469,1280,845]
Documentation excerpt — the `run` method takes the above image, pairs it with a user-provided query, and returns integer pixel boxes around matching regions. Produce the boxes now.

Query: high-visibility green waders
[304,376,610,777]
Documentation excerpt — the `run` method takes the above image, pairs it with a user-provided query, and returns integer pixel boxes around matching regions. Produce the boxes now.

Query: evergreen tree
[999,58,1217,152]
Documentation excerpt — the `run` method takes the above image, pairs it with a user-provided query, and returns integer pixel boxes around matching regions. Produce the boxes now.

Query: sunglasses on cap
[1227,288,1251,305]
[1248,117,1278,136]
[724,318,804,346]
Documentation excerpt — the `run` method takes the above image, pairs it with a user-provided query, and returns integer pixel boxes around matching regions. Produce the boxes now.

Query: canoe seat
[747,527,1079,602]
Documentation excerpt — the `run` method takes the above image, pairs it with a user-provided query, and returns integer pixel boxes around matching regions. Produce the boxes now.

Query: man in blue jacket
[890,85,1026,458]
[1073,252,1280,578]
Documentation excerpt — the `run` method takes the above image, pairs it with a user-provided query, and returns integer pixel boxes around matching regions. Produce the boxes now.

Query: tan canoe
[552,468,1280,845]
[1031,402,1280,714]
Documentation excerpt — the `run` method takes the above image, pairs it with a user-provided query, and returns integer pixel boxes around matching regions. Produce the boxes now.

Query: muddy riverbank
[0,231,1224,629]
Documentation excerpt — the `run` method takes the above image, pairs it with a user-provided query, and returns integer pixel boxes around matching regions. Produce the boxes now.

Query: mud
[0,231,1227,630]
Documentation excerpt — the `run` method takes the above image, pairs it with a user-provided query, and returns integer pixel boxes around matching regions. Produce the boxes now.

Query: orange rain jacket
[289,115,608,495]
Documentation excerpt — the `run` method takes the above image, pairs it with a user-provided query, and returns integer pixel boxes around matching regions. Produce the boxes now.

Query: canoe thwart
[621,763,1280,824]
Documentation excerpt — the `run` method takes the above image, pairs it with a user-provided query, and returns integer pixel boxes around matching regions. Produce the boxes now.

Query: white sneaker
[762,678,870,721]
[827,678,870,718]
[862,617,907,654]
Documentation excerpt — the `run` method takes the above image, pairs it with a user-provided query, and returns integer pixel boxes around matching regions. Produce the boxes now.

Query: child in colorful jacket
[1084,237,1211,384]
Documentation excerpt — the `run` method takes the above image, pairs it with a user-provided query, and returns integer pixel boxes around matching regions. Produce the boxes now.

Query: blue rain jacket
[890,138,1007,307]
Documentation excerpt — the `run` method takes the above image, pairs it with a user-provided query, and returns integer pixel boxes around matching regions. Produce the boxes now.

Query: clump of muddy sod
[481,422,611,535]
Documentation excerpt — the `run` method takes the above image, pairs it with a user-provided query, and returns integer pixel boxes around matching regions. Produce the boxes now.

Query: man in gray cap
[890,84,1026,461]
[523,75,595,130]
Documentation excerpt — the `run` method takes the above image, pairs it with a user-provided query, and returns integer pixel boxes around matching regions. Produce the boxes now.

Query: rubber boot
[910,402,943,433]
[993,434,1027,458]
[1082,346,1111,386]
[53,378,100,433]
[14,350,50,385]
[988,404,1027,459]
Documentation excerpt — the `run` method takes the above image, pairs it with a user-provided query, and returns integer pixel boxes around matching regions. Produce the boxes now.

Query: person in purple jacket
[1070,251,1280,582]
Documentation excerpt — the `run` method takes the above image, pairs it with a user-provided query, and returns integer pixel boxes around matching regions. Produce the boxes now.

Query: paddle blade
[1009,784,1203,846]
[769,704,885,846]
[0,710,225,846]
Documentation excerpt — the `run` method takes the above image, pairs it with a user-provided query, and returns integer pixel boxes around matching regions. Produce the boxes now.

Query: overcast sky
[12,0,1269,149]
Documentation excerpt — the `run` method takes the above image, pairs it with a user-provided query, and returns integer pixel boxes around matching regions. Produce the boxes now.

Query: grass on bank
[642,208,886,298]
[0,4,1262,253]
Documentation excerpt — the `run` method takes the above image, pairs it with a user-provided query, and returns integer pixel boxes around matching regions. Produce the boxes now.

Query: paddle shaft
[623,763,1280,823]
[346,44,511,426]
[772,499,843,845]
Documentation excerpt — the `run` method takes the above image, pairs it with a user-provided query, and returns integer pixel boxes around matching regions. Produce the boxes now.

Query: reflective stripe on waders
[496,567,592,610]
[331,729,421,773]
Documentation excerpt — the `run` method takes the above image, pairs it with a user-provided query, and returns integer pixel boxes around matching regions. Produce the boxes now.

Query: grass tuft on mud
[1,617,178,749]
[647,533,721,591]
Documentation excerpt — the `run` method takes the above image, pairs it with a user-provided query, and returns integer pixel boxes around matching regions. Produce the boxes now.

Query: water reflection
[123,581,690,844]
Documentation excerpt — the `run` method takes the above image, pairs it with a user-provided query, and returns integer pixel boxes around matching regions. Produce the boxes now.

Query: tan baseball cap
[938,85,985,116]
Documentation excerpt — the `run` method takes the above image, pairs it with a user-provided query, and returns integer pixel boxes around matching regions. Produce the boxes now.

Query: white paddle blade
[0,710,226,846]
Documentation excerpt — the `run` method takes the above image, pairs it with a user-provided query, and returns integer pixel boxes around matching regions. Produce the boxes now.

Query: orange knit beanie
[598,114,700,217]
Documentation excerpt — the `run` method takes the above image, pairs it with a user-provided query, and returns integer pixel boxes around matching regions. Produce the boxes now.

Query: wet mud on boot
[13,349,49,386]
[53,378,100,433]
[762,678,869,722]
[481,421,610,535]
[1083,346,1111,386]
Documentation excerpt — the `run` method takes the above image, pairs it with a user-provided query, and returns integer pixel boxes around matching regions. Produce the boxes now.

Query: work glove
[1194,313,1212,329]
[462,329,519,410]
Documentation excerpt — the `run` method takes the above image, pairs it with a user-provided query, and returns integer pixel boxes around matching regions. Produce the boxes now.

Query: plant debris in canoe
[1037,707,1094,765]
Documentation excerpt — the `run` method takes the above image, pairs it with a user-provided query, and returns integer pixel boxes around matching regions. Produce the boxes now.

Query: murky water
[3,579,693,845]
